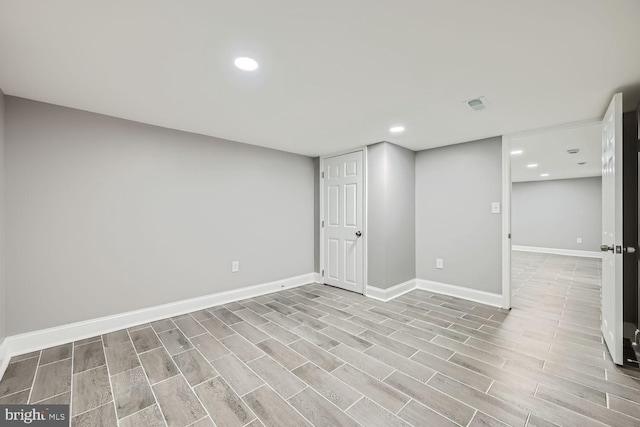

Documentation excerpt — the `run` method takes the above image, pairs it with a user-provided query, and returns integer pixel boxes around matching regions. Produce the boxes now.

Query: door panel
[328,185,339,226]
[344,239,357,284]
[602,92,624,365]
[345,184,357,226]
[323,151,364,293]
[328,238,340,280]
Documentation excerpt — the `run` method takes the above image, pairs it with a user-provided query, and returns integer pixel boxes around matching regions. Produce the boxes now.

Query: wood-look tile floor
[1,251,640,426]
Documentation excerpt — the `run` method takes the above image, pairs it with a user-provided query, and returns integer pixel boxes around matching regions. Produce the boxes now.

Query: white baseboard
[512,245,602,259]
[0,338,9,385]
[416,279,503,308]
[366,279,417,302]
[0,272,316,375]
[366,278,502,308]
[313,272,322,284]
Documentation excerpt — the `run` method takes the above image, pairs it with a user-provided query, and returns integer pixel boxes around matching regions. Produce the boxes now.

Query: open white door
[322,151,364,294]
[601,92,624,365]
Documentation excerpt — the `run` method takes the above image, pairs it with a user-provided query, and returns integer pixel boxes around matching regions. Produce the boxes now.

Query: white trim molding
[501,135,512,310]
[366,279,417,302]
[416,279,503,308]
[366,278,502,308]
[512,245,602,259]
[0,339,9,386]
[0,272,316,378]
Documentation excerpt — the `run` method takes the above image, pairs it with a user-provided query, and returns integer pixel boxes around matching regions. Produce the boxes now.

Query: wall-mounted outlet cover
[491,202,501,214]
[436,259,444,269]
[577,237,582,244]
[232,261,239,273]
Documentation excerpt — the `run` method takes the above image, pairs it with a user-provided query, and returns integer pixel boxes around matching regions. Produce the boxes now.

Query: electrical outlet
[231,261,239,273]
[576,237,582,244]
[436,258,444,269]
[491,202,501,214]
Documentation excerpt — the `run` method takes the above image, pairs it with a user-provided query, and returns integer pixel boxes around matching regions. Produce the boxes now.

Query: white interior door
[323,151,364,294]
[601,92,624,365]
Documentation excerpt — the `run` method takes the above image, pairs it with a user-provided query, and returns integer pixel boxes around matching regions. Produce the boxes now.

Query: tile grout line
[32,390,69,405]
[69,342,75,416]
[465,410,478,427]
[123,328,169,427]
[394,398,412,415]
[97,336,120,427]
[146,320,219,427]
[283,384,309,402]
[0,388,30,402]
[184,415,209,427]
[36,356,72,369]
[25,351,42,404]
[71,401,117,421]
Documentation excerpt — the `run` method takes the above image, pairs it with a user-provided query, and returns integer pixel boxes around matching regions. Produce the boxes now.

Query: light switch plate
[577,237,582,244]
[491,202,501,214]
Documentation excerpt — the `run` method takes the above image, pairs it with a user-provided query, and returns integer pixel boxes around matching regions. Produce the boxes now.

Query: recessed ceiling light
[389,126,405,134]
[234,57,259,71]
[540,173,550,177]
[527,163,538,168]
[510,150,523,155]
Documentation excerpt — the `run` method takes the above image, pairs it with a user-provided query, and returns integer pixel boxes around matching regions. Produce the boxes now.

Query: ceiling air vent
[567,148,580,154]
[466,97,488,111]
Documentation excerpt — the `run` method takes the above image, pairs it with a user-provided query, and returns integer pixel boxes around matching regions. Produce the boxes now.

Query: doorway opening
[503,94,640,367]
[507,120,604,353]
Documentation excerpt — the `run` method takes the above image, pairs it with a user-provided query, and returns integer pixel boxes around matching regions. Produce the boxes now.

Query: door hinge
[321,171,325,178]
[321,220,324,228]
[321,269,324,276]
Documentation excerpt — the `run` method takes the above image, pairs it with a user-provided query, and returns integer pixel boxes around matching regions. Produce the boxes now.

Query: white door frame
[319,146,368,295]
[501,118,603,310]
[501,136,512,309]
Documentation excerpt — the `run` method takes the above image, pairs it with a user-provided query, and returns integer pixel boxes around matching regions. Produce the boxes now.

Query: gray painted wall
[416,137,502,294]
[367,143,388,288]
[367,142,416,289]
[512,177,602,251]
[0,90,5,345]
[5,97,315,335]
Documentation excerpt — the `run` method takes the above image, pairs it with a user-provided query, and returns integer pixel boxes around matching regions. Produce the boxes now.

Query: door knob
[355,231,362,237]
[601,244,614,252]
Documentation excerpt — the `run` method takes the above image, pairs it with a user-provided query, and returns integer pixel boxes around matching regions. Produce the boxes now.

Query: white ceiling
[511,122,602,182]
[1,1,639,157]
